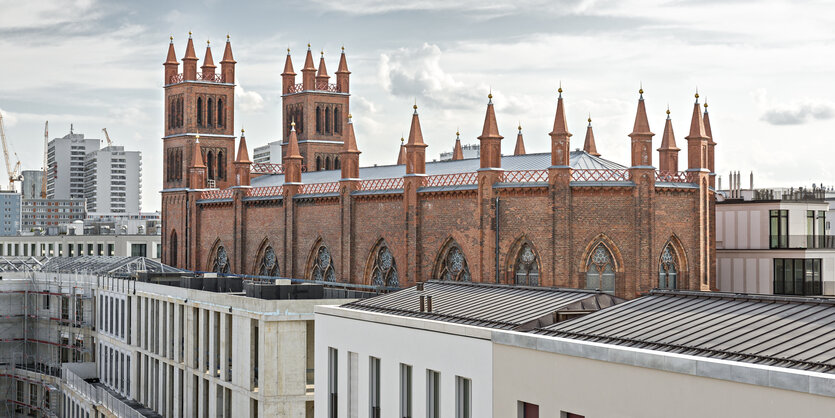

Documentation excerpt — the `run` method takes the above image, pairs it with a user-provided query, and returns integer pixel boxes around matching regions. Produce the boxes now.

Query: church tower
[163,33,237,191]
[280,45,351,171]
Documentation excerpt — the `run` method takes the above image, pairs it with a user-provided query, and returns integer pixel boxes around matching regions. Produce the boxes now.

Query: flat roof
[341,280,624,330]
[535,289,835,374]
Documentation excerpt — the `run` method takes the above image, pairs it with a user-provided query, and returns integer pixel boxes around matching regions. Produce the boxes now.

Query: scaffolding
[0,270,94,417]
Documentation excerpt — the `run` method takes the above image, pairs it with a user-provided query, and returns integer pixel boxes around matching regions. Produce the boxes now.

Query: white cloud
[754,89,835,125]
[0,0,98,29]
[236,83,265,112]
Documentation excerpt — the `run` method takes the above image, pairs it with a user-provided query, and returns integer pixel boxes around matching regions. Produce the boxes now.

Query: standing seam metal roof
[251,150,627,188]
[535,290,835,374]
[340,281,624,330]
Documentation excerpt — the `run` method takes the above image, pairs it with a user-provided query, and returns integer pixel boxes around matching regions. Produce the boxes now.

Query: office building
[253,140,283,164]
[21,170,45,200]
[21,198,86,232]
[46,130,100,200]
[84,145,142,213]
[0,191,21,236]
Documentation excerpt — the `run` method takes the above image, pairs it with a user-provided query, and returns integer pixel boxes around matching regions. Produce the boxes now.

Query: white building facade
[84,145,142,213]
[47,131,100,200]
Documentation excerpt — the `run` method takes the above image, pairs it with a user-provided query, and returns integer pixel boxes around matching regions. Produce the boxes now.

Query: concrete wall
[492,338,835,417]
[315,306,493,418]
[0,234,160,258]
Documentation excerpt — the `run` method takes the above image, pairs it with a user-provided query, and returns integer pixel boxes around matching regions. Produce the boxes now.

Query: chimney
[419,295,425,312]
[416,282,424,291]
[750,171,754,190]
[426,295,432,313]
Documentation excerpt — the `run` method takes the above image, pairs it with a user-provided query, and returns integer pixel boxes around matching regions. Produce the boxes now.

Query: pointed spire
[514,124,526,156]
[316,51,329,78]
[220,34,235,64]
[452,131,464,160]
[337,46,349,73]
[286,121,302,159]
[396,137,407,165]
[406,104,426,146]
[282,48,295,75]
[550,86,571,136]
[303,44,316,70]
[703,101,713,141]
[183,32,198,60]
[687,91,707,139]
[192,136,205,168]
[201,39,216,71]
[478,93,502,140]
[583,117,600,157]
[659,108,678,150]
[478,93,503,169]
[165,36,178,64]
[343,114,359,152]
[631,86,651,134]
[405,104,428,175]
[236,129,251,163]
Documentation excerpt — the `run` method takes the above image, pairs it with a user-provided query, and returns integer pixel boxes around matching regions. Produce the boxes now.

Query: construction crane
[102,128,113,148]
[0,111,22,191]
[42,121,48,198]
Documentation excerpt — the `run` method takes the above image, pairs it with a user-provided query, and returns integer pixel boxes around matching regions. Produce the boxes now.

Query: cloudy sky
[1,0,834,210]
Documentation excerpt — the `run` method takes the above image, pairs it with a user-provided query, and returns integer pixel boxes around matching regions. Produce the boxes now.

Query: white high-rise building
[84,145,142,213]
[46,129,100,199]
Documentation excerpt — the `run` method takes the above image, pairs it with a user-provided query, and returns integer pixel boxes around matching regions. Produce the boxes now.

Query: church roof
[250,150,626,188]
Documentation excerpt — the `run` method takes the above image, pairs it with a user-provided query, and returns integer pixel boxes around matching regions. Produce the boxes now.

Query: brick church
[160,34,717,299]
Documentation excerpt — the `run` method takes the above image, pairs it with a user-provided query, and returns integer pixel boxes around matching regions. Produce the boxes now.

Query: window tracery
[659,244,678,289]
[212,245,230,274]
[259,246,279,277]
[370,244,398,288]
[586,244,615,293]
[513,243,539,286]
[311,245,335,282]
[438,243,471,282]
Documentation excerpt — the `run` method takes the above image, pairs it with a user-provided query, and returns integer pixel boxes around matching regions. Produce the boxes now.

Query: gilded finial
[241,128,245,134]
[401,137,404,144]
[188,31,192,38]
[169,35,174,42]
[341,45,345,52]
[518,122,522,131]
[287,47,290,54]
[320,50,324,57]
[488,93,493,100]
[227,34,230,41]
[588,114,592,123]
[195,133,200,141]
[291,120,296,127]
[413,98,418,111]
[639,81,643,96]
[666,107,670,115]
[307,43,311,48]
[695,87,699,100]
[704,100,708,108]
[558,80,563,95]
[348,113,352,119]
[207,39,210,46]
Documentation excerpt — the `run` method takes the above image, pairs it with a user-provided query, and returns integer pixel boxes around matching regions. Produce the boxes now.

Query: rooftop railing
[655,171,690,183]
[251,162,285,175]
[168,72,225,84]
[357,177,404,191]
[287,82,340,94]
[298,182,340,195]
[571,169,631,182]
[422,172,478,188]
[246,186,283,198]
[200,189,233,200]
[501,169,548,183]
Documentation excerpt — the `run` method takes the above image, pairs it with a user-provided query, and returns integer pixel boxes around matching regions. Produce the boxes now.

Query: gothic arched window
[513,243,539,286]
[169,231,178,266]
[212,246,230,274]
[334,108,341,133]
[298,108,304,134]
[217,99,223,127]
[259,246,279,277]
[659,244,678,289]
[206,151,215,180]
[325,107,331,134]
[438,243,471,282]
[316,156,322,171]
[586,244,615,293]
[197,97,203,126]
[334,157,340,170]
[371,244,398,288]
[325,156,332,171]
[207,98,214,126]
[311,245,335,282]
[177,97,184,127]
[217,150,225,180]
[316,106,322,134]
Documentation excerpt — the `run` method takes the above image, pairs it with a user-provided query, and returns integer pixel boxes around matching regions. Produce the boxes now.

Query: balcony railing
[168,72,225,84]
[298,182,340,195]
[246,186,283,198]
[770,235,835,250]
[501,169,548,183]
[656,171,690,183]
[65,367,146,418]
[286,82,340,94]
[251,162,285,174]
[571,169,631,182]
[422,172,478,188]
[358,177,404,191]
[200,189,233,200]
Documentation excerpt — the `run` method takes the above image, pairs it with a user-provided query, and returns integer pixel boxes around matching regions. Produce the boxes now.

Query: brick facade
[161,38,717,299]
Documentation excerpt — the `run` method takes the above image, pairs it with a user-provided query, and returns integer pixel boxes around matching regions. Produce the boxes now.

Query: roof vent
[419,295,425,312]
[426,295,433,313]
[416,282,424,291]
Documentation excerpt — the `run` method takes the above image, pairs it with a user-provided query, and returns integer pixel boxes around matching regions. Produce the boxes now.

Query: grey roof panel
[342,280,625,330]
[251,150,627,189]
[536,290,835,373]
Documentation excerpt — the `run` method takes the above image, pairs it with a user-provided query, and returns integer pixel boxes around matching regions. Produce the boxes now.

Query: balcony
[771,235,835,250]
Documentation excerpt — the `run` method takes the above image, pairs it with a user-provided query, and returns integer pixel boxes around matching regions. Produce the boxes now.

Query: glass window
[456,376,471,418]
[328,348,338,418]
[514,243,539,286]
[131,244,147,257]
[369,357,381,418]
[258,246,279,277]
[774,258,822,296]
[769,210,789,249]
[311,245,335,282]
[586,244,615,293]
[371,243,398,288]
[658,244,678,289]
[427,370,440,418]
[400,364,412,418]
[438,242,472,282]
[212,246,230,273]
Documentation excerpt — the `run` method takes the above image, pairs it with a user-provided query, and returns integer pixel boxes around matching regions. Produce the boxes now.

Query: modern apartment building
[0,233,161,259]
[0,191,21,236]
[46,130,100,200]
[21,198,86,232]
[252,141,283,164]
[315,283,835,418]
[84,145,142,213]
[717,186,835,295]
